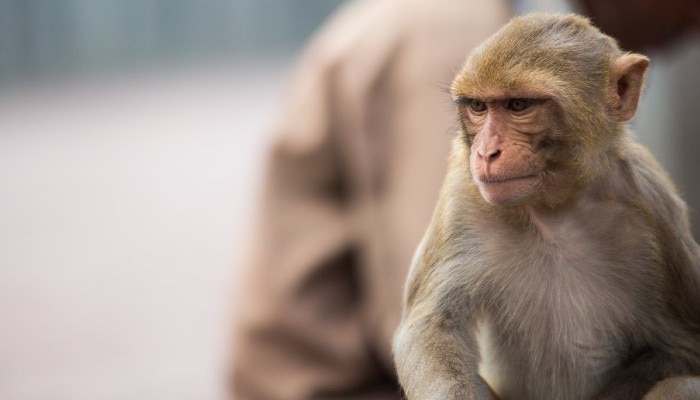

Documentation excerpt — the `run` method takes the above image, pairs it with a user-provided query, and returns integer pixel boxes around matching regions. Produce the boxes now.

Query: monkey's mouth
[475,174,539,206]
[478,174,537,184]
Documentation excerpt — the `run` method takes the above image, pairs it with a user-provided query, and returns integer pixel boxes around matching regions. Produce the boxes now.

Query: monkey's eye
[507,98,532,112]
[469,100,487,113]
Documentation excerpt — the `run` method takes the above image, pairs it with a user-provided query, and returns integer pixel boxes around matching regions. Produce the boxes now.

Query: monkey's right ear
[609,53,650,122]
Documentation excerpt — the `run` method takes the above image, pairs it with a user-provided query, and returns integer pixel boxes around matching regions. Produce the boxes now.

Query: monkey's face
[457,94,555,206]
[448,13,647,209]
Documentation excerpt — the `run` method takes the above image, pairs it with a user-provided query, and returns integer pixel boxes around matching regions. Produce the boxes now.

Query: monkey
[392,13,700,400]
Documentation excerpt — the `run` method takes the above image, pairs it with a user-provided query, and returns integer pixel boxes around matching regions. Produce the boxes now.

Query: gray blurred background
[0,1,344,399]
[0,0,345,81]
[0,1,697,399]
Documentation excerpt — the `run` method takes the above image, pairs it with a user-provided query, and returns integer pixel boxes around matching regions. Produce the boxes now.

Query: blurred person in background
[230,0,700,399]
[231,1,513,398]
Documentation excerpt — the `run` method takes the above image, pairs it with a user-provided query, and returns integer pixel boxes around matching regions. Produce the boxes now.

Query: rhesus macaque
[393,13,700,400]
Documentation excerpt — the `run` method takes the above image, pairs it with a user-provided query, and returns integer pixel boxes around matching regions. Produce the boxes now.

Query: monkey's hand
[594,351,700,400]
[642,377,700,400]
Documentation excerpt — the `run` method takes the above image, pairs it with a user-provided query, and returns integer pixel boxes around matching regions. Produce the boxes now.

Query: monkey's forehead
[450,70,565,100]
[482,12,615,57]
[450,12,620,99]
[451,90,547,102]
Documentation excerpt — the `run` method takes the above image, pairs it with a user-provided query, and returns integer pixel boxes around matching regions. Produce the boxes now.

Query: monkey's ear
[610,53,650,122]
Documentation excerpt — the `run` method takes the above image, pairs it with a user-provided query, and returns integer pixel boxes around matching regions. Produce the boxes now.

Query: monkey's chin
[476,176,538,206]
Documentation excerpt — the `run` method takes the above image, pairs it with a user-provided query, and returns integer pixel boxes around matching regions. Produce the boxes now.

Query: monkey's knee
[643,376,700,400]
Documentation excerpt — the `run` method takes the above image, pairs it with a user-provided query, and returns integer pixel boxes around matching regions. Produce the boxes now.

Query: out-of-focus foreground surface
[0,1,343,399]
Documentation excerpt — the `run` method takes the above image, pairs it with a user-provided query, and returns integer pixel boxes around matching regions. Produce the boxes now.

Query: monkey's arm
[394,303,497,399]
[393,205,498,400]
[393,259,497,400]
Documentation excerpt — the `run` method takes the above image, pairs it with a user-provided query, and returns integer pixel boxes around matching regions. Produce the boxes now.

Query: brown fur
[393,13,700,400]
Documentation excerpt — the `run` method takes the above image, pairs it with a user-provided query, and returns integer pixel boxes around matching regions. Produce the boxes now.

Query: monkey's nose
[486,149,501,162]
[479,148,501,163]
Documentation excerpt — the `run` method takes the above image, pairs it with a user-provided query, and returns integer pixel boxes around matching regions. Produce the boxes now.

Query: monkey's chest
[465,208,660,399]
[475,311,623,400]
[472,241,654,399]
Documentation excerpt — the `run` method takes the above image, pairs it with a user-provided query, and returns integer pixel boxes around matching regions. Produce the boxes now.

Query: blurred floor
[0,60,290,400]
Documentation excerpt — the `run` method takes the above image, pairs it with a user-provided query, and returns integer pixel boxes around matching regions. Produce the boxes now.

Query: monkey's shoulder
[615,141,691,223]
